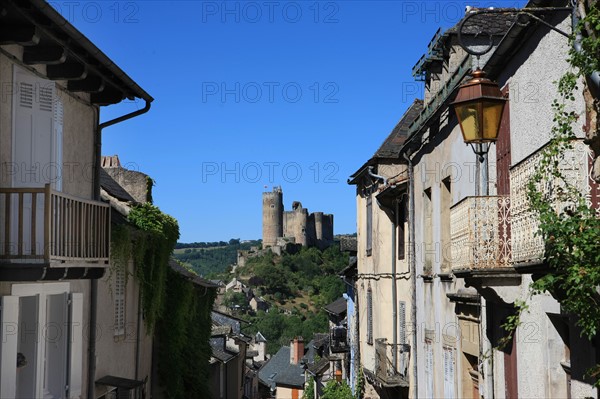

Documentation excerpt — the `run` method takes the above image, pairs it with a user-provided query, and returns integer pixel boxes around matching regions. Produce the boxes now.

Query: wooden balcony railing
[374,338,410,387]
[0,184,110,265]
[330,326,349,353]
[450,196,511,271]
[510,139,599,265]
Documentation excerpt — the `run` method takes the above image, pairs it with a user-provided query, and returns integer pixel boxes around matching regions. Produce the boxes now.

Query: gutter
[88,100,152,399]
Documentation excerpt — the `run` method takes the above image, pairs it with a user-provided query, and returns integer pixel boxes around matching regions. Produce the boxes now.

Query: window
[423,188,433,274]
[114,267,126,336]
[366,287,373,345]
[441,178,452,272]
[397,197,407,260]
[366,196,372,256]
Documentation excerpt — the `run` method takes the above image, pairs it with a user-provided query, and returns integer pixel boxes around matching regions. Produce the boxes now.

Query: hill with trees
[232,246,349,354]
[172,239,261,277]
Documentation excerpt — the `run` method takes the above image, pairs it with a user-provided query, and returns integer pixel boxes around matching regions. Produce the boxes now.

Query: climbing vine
[156,262,216,398]
[501,2,600,384]
[127,202,180,330]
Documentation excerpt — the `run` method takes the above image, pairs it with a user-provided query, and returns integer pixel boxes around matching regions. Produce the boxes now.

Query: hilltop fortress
[262,186,334,249]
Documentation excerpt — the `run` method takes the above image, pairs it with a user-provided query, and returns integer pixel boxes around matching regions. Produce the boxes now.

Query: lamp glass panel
[482,101,505,140]
[455,102,480,142]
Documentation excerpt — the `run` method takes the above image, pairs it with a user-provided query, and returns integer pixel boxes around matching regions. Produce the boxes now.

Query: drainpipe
[367,166,389,185]
[391,201,398,372]
[373,177,398,373]
[403,151,418,397]
[88,100,152,399]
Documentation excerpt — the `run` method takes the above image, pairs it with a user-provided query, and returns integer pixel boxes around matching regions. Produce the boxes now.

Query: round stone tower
[262,187,283,247]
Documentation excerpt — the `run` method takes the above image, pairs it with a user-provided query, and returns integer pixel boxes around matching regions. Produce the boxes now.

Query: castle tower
[262,187,283,247]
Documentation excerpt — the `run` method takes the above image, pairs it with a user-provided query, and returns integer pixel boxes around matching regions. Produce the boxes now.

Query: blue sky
[51,0,526,242]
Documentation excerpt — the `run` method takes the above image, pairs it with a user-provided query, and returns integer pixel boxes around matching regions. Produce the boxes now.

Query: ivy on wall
[110,202,216,396]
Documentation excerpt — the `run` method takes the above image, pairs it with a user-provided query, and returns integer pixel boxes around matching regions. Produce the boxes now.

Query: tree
[321,380,353,399]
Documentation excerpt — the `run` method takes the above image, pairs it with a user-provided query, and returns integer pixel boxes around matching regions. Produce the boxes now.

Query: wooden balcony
[0,185,110,269]
[510,139,599,267]
[374,338,409,388]
[329,326,349,353]
[450,196,512,274]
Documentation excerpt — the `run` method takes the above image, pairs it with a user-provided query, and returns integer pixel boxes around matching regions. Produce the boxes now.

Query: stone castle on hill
[262,186,334,249]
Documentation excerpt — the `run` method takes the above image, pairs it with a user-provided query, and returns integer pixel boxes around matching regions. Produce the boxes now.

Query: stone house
[352,1,599,398]
[0,1,152,397]
[347,98,422,398]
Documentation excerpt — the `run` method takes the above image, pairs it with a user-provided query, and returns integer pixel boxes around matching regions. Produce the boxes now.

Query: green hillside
[172,239,261,278]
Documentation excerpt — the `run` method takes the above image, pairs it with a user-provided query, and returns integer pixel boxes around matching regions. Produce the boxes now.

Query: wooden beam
[67,75,105,93]
[91,88,125,105]
[23,46,67,65]
[47,61,88,80]
[0,25,40,45]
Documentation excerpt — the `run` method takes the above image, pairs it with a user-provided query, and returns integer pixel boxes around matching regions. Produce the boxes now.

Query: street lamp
[451,68,507,162]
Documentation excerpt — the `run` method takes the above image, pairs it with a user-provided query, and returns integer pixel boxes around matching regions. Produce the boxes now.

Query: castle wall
[262,187,283,247]
[262,188,333,250]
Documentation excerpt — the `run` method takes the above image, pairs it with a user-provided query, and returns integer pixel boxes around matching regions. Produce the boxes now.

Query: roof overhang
[0,0,153,105]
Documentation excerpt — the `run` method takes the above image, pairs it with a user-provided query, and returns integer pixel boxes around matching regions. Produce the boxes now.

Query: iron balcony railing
[374,338,410,387]
[450,196,511,271]
[510,139,599,265]
[0,184,110,265]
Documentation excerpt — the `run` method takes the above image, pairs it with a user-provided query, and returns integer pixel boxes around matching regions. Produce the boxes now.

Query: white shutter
[68,293,83,399]
[52,99,63,191]
[443,346,456,399]
[13,66,55,188]
[399,301,406,345]
[425,340,433,398]
[114,268,126,336]
[0,296,19,399]
[366,287,373,345]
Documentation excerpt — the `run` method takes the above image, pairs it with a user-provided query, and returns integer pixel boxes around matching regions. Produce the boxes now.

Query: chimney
[290,337,304,365]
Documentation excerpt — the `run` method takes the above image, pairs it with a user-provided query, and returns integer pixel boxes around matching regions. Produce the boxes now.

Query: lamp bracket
[469,142,492,163]
[457,6,573,56]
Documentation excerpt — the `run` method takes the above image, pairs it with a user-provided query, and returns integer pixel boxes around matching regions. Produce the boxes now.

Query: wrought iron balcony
[450,196,511,272]
[329,326,349,353]
[374,338,410,387]
[510,140,599,266]
[0,184,110,266]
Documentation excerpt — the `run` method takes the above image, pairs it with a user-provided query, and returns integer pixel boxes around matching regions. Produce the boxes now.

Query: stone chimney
[290,337,304,365]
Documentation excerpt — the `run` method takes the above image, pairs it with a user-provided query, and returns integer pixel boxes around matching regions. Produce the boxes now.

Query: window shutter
[425,340,434,398]
[114,268,126,336]
[52,99,63,191]
[367,287,373,345]
[399,301,406,345]
[13,67,55,188]
[69,293,83,399]
[0,296,19,399]
[443,346,456,399]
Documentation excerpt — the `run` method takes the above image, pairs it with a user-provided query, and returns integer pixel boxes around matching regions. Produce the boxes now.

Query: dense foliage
[237,246,348,354]
[157,264,217,398]
[173,239,261,277]
[127,202,180,330]
[111,203,216,397]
